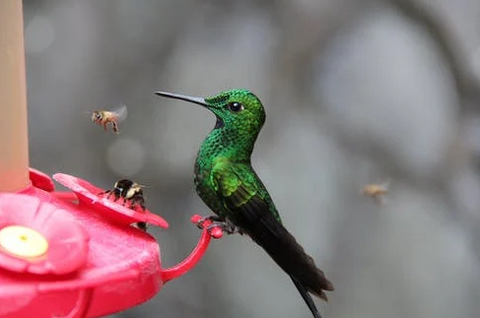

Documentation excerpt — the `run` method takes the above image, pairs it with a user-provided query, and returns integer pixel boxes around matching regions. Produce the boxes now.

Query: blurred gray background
[23,0,480,317]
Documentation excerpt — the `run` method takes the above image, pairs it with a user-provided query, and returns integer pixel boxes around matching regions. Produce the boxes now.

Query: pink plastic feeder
[0,1,224,317]
[0,170,224,318]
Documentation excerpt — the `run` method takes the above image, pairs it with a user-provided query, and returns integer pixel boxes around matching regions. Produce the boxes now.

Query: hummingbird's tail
[291,275,323,318]
[234,196,334,317]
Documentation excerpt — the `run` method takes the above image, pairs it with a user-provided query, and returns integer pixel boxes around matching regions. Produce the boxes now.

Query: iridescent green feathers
[202,89,266,161]
[195,89,279,222]
[211,159,282,224]
[195,89,333,300]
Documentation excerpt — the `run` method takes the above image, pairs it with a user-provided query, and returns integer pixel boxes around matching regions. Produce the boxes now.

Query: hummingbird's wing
[211,163,334,302]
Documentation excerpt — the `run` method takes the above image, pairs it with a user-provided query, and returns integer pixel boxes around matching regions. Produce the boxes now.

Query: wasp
[89,104,127,134]
[362,180,390,205]
[99,179,148,231]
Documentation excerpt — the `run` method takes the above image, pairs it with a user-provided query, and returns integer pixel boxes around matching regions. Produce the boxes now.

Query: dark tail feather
[291,276,323,318]
[233,195,335,314]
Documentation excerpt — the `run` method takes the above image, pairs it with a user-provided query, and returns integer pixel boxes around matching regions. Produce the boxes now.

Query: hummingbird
[155,89,334,318]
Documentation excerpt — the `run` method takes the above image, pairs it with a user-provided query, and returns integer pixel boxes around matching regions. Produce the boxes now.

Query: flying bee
[362,180,390,205]
[89,104,128,134]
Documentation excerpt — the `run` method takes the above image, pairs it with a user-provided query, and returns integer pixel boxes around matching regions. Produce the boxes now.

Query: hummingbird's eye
[227,102,244,113]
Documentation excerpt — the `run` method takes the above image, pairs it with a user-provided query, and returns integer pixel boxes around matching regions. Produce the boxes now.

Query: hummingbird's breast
[193,128,240,218]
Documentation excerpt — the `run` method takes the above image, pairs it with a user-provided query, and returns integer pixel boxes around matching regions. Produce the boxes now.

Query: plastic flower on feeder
[52,173,169,229]
[0,168,228,318]
[28,168,55,192]
[0,193,89,275]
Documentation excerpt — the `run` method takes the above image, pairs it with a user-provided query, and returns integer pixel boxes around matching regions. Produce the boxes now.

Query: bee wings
[111,104,128,122]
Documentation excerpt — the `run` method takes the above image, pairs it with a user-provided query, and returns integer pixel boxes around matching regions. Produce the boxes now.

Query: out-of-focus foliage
[24,0,480,317]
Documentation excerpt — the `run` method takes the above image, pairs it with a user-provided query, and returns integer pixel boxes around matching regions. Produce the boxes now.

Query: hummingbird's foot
[194,215,224,230]
[206,221,240,235]
[190,214,237,238]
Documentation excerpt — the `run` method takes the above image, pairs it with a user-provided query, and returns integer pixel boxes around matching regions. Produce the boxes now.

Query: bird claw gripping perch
[206,222,240,235]
[192,215,224,226]
[190,214,235,239]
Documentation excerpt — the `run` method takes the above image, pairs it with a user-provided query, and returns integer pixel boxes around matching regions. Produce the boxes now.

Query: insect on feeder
[0,1,223,317]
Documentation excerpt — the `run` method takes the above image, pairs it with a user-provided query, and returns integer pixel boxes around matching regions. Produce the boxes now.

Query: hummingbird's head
[154,89,266,132]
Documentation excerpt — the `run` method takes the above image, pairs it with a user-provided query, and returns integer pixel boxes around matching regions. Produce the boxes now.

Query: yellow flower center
[0,225,48,259]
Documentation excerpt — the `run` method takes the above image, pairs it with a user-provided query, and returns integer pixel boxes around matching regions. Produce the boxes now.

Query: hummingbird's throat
[214,116,224,129]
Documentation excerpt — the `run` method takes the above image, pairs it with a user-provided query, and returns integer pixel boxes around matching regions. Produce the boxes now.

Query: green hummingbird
[155,89,334,318]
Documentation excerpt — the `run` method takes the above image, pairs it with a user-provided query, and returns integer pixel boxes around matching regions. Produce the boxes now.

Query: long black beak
[154,91,208,107]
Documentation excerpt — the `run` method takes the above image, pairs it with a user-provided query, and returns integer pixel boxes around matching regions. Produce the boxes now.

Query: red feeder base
[0,169,224,318]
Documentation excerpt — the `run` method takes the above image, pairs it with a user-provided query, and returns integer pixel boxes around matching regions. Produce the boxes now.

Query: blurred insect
[89,104,127,133]
[99,179,148,231]
[132,222,148,231]
[362,180,390,205]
